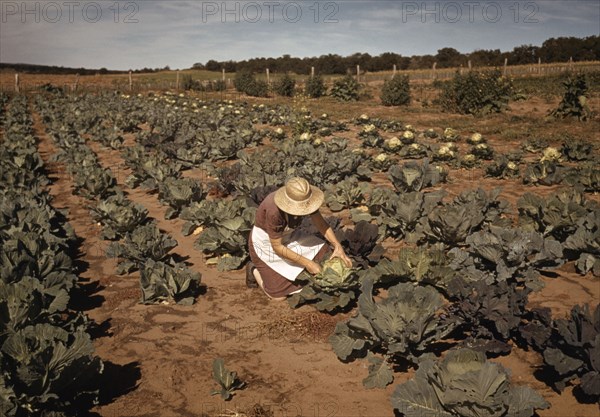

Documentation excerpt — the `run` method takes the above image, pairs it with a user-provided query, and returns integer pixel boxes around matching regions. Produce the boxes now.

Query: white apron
[251,226,325,281]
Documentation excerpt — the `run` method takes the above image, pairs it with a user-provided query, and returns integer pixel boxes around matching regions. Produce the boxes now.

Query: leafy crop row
[34,94,201,305]
[1,96,103,416]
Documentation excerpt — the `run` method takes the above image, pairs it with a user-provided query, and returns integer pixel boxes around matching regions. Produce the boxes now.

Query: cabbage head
[314,257,355,288]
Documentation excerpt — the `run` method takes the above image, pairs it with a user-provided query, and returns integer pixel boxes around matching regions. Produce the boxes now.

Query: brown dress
[248,192,327,298]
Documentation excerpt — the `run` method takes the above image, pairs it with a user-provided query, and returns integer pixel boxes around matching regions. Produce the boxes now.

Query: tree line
[195,35,599,74]
[0,63,171,76]
[2,35,597,76]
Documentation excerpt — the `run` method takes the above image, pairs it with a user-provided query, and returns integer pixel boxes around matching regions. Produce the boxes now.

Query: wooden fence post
[128,71,133,92]
[503,58,508,76]
[538,57,542,75]
[73,73,80,92]
[15,73,21,93]
[393,64,397,77]
[266,68,270,85]
[356,65,360,82]
[432,62,437,80]
[176,70,180,90]
[569,57,573,71]
[468,60,472,71]
[311,66,315,78]
[222,68,225,83]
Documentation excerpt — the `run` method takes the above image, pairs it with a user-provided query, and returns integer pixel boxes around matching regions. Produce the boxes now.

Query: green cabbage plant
[158,177,205,219]
[106,222,178,274]
[139,259,201,305]
[329,278,456,388]
[541,304,600,399]
[288,257,360,313]
[391,348,549,417]
[388,159,447,193]
[90,194,149,240]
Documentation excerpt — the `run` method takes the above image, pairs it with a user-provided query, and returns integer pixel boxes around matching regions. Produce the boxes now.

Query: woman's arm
[310,210,353,267]
[270,236,322,274]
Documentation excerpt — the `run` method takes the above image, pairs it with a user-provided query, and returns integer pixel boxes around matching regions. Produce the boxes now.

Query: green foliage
[329,278,457,388]
[350,188,446,242]
[517,188,597,242]
[437,70,514,115]
[423,188,508,245]
[391,348,549,417]
[325,178,368,212]
[182,199,256,271]
[181,74,200,91]
[0,96,103,417]
[466,226,564,286]
[542,304,600,398]
[339,221,385,269]
[72,165,118,200]
[485,155,520,179]
[274,73,296,97]
[123,147,182,191]
[522,160,564,186]
[211,358,245,401]
[550,74,591,120]
[106,222,178,274]
[245,79,269,97]
[388,160,448,193]
[561,138,594,161]
[233,70,255,93]
[288,255,361,313]
[211,79,227,92]
[559,200,599,275]
[90,194,149,240]
[182,77,226,92]
[330,75,360,102]
[158,177,205,219]
[234,70,269,97]
[139,259,201,305]
[1,324,104,417]
[380,75,411,106]
[304,74,326,98]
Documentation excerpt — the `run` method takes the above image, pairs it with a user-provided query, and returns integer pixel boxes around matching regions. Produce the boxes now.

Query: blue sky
[1,1,598,70]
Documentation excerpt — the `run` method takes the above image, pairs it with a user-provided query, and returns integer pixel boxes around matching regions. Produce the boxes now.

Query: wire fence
[2,61,599,95]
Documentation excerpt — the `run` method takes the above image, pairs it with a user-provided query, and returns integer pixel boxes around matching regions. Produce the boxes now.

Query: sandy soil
[28,93,600,417]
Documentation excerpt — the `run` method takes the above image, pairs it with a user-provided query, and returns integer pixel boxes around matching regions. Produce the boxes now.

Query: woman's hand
[305,260,322,275]
[332,245,353,268]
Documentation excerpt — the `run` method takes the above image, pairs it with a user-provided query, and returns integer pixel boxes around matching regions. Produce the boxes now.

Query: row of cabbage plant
[34,94,201,305]
[1,95,103,416]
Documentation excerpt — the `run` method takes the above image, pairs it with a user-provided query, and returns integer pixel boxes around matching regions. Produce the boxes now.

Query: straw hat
[274,177,324,216]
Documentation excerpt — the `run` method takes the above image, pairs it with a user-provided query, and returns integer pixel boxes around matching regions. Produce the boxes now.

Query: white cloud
[1,0,598,69]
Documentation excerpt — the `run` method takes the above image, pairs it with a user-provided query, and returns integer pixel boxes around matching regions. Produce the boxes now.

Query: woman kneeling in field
[246,177,352,301]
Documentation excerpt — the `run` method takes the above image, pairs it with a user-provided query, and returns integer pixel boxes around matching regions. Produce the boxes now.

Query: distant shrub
[181,74,200,91]
[330,75,359,102]
[204,80,226,92]
[234,70,255,93]
[305,75,326,98]
[437,70,513,115]
[39,83,64,94]
[550,73,591,121]
[381,75,411,106]
[274,73,296,97]
[234,70,269,97]
[245,80,269,97]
